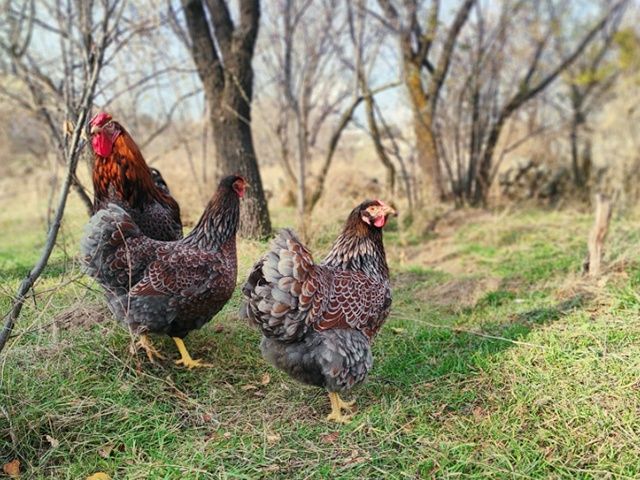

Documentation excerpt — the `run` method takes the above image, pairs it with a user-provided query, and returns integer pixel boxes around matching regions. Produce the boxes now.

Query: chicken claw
[133,334,166,362]
[326,410,352,423]
[326,392,356,423]
[172,337,212,370]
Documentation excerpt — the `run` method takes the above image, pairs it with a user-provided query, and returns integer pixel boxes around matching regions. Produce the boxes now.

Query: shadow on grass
[370,294,588,399]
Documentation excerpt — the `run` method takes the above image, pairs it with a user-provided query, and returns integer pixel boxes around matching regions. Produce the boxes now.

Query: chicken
[241,200,396,422]
[89,112,182,242]
[81,175,246,368]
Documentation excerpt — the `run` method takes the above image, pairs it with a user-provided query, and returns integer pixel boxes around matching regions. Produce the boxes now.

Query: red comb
[90,112,112,127]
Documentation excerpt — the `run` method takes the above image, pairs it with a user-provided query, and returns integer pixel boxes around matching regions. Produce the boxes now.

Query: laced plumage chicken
[241,200,396,422]
[81,175,246,368]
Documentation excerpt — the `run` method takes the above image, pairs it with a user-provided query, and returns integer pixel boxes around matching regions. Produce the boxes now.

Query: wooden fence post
[584,193,613,277]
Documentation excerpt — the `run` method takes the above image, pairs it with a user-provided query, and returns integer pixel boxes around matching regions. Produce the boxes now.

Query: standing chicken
[81,175,246,368]
[241,200,396,422]
[89,112,182,242]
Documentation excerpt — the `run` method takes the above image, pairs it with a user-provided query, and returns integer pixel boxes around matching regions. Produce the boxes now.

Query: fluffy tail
[241,229,321,342]
[80,203,143,293]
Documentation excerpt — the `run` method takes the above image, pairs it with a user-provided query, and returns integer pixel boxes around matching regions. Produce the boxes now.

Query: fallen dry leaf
[98,444,114,459]
[3,459,20,478]
[266,433,281,444]
[390,327,406,335]
[241,384,257,391]
[342,451,358,465]
[45,434,60,448]
[320,431,339,444]
[223,431,232,439]
[342,449,369,466]
[401,421,415,433]
[213,324,224,333]
[86,473,111,480]
[431,403,448,419]
[260,372,271,385]
[472,406,485,419]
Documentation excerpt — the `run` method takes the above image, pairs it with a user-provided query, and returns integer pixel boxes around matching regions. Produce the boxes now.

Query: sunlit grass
[2,183,640,478]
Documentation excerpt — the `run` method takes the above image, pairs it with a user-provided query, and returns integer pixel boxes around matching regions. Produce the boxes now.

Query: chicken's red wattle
[92,131,120,157]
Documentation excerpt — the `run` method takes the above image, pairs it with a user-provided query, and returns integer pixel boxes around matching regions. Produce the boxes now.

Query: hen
[241,200,396,422]
[149,167,171,195]
[81,175,246,368]
[89,112,182,242]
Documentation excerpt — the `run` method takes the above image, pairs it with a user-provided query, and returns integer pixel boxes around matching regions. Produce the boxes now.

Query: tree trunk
[570,108,586,189]
[209,109,271,238]
[182,0,271,238]
[363,87,395,196]
[472,112,506,206]
[405,60,442,203]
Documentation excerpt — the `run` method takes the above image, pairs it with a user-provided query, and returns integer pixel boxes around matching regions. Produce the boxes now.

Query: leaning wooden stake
[584,193,613,277]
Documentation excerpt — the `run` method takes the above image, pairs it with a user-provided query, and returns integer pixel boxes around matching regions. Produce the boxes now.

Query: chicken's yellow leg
[326,392,355,423]
[172,337,212,369]
[134,334,165,362]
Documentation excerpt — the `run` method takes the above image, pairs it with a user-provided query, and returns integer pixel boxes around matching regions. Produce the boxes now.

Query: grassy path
[2,203,640,478]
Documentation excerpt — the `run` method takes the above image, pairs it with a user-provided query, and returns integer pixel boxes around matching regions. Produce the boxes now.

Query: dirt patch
[416,277,501,310]
[429,208,495,237]
[401,209,498,276]
[392,270,446,290]
[54,303,111,330]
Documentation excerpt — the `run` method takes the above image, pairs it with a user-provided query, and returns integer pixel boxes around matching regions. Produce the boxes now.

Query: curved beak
[90,125,101,135]
[382,203,398,217]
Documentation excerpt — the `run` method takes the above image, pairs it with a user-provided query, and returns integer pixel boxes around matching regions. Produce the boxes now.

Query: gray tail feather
[240,228,315,341]
[80,203,142,283]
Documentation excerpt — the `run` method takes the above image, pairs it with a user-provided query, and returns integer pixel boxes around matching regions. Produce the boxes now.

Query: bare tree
[0,0,125,352]
[260,0,351,230]
[345,0,416,215]
[435,0,629,206]
[560,19,628,191]
[179,0,271,238]
[258,0,399,232]
[378,0,476,203]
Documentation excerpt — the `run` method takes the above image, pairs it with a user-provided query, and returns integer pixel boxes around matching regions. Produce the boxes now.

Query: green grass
[3,199,640,479]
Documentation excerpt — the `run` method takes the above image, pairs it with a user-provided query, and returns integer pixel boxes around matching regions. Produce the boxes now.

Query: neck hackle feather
[92,124,178,214]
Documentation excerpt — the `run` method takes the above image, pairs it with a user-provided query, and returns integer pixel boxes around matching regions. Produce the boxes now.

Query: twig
[0,405,17,448]
[0,1,115,354]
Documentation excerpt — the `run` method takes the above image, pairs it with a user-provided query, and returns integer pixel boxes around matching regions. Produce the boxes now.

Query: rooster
[89,112,182,242]
[81,175,246,368]
[241,200,396,422]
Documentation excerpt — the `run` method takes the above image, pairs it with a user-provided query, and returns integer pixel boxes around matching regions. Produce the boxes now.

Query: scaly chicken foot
[326,392,356,423]
[172,337,212,369]
[133,334,166,363]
